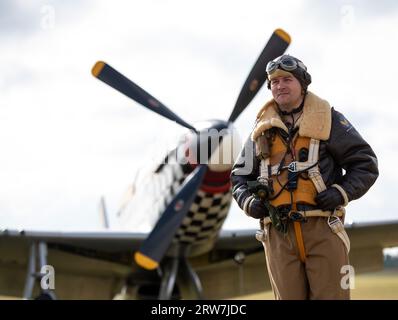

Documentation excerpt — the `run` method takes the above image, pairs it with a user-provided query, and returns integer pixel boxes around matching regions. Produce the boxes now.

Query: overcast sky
[1,0,398,231]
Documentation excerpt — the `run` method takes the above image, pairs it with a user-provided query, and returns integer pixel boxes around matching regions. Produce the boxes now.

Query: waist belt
[262,208,343,226]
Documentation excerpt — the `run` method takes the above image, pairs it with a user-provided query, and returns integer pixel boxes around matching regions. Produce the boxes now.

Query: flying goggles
[266,55,307,75]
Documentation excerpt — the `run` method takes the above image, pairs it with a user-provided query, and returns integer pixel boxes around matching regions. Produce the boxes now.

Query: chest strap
[260,138,327,193]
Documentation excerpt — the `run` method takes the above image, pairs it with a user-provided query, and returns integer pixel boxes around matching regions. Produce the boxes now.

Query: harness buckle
[288,161,298,172]
[255,229,267,242]
[288,210,307,222]
[327,215,344,233]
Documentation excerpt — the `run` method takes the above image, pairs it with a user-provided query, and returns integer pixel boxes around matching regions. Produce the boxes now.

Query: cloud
[0,0,40,38]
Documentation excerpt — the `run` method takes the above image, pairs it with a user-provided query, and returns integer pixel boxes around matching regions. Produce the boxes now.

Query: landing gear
[158,245,203,300]
[118,246,204,300]
[158,256,203,300]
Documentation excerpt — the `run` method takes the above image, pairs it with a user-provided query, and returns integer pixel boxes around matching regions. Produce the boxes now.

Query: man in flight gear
[231,55,379,300]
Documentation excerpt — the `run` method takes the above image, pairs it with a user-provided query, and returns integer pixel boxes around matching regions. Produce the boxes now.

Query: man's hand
[248,197,269,219]
[315,188,343,211]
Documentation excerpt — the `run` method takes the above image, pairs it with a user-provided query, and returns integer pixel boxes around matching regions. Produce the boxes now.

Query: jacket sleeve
[326,109,379,202]
[230,135,260,211]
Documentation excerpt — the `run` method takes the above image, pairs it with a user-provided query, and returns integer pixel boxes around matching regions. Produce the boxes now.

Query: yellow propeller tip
[275,28,291,44]
[134,252,159,270]
[91,61,105,77]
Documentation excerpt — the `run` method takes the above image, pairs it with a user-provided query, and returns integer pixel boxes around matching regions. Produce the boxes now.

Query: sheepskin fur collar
[251,91,332,141]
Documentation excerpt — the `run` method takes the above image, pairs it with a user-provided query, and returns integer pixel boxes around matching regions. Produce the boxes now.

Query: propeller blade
[92,61,196,131]
[134,165,207,270]
[228,28,291,122]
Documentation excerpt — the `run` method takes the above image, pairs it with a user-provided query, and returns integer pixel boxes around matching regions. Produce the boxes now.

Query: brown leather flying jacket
[231,105,379,213]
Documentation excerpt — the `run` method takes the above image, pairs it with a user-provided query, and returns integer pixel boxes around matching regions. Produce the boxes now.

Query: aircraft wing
[0,229,147,299]
[344,219,398,272]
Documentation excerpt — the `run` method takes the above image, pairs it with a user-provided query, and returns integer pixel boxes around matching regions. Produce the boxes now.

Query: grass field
[234,268,398,300]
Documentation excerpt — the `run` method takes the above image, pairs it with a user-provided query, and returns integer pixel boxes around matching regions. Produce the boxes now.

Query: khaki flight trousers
[262,217,350,300]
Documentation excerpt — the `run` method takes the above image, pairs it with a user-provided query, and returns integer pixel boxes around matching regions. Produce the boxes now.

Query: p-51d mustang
[1,29,397,300]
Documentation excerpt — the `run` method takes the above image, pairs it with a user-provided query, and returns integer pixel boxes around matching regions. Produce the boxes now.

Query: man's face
[270,74,303,109]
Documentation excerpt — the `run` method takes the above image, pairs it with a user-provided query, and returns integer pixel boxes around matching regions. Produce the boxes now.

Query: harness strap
[293,221,306,263]
[259,158,270,180]
[328,213,350,253]
[291,201,307,263]
[307,139,327,192]
[332,183,349,207]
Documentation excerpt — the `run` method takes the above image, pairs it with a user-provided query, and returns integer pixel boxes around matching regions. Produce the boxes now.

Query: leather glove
[247,197,269,219]
[315,188,343,211]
